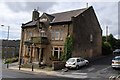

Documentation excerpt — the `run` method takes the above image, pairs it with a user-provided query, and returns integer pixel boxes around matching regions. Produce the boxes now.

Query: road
[1,60,85,80]
[58,54,120,79]
[1,54,120,80]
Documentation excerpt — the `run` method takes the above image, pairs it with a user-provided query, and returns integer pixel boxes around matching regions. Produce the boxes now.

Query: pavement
[8,65,117,79]
[7,63,91,79]
[8,64,57,75]
[3,55,120,79]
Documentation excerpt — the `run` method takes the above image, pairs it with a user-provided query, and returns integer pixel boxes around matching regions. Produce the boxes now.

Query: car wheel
[76,65,79,70]
[112,67,116,69]
[86,62,89,66]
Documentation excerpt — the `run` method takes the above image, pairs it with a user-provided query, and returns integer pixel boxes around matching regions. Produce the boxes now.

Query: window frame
[51,29,63,41]
[52,46,63,59]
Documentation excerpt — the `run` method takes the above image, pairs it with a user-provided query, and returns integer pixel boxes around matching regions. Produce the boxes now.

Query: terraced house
[19,6,102,66]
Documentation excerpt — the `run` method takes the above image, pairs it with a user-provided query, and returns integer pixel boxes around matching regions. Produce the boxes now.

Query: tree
[107,34,117,50]
[102,34,118,55]
[116,39,120,49]
[102,41,112,55]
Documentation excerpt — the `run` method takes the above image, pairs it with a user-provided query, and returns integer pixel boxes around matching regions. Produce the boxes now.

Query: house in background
[1,40,20,58]
[19,6,102,66]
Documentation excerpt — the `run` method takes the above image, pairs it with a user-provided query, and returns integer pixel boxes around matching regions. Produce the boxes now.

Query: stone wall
[72,6,102,58]
[52,61,66,70]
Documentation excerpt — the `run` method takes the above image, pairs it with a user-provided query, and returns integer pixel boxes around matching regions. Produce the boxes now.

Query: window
[52,46,63,59]
[26,31,32,40]
[40,18,47,22]
[51,30,63,40]
[55,31,59,40]
[60,30,63,40]
[77,59,80,62]
[51,31,54,40]
[90,34,93,42]
[29,32,32,36]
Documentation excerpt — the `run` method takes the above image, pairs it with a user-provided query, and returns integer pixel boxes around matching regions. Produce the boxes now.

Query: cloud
[0,2,119,40]
[5,2,57,12]
[47,2,87,13]
[90,2,118,36]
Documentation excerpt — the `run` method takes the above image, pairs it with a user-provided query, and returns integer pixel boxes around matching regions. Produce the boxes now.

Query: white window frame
[55,31,59,40]
[52,46,63,59]
[51,29,63,40]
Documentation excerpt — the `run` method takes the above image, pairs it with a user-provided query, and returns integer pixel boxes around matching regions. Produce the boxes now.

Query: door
[77,58,84,66]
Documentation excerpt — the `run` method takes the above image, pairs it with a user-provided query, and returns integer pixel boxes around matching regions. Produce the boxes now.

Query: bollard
[7,64,9,68]
[32,64,34,71]
[19,65,21,70]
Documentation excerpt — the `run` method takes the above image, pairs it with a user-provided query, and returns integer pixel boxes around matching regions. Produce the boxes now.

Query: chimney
[86,3,88,8]
[32,9,39,21]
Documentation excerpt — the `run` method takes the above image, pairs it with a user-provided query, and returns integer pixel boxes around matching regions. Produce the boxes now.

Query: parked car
[113,49,120,54]
[112,56,120,69]
[65,57,89,69]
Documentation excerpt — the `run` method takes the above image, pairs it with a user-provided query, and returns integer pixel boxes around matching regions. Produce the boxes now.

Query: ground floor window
[52,46,63,59]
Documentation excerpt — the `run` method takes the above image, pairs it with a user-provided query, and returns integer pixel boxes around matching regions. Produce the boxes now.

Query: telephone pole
[106,26,108,42]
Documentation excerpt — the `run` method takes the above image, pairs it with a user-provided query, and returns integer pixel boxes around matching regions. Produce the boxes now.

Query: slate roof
[50,8,87,23]
[23,20,37,27]
[23,7,88,27]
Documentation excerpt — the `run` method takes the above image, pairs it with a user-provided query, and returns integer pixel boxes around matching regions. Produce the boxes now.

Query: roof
[22,20,37,27]
[50,8,88,23]
[22,7,89,27]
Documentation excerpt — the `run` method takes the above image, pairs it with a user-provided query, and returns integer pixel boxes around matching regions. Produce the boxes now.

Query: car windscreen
[115,49,120,51]
[67,58,75,62]
[114,57,120,60]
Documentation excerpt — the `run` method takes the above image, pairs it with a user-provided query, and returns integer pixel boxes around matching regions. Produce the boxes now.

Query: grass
[4,57,18,64]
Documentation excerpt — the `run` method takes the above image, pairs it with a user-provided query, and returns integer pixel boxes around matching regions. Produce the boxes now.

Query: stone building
[19,6,102,66]
[1,40,20,58]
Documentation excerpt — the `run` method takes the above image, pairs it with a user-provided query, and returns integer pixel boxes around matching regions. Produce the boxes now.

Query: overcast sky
[0,0,119,40]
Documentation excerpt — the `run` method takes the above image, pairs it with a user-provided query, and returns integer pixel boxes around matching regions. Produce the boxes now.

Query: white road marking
[71,73,87,75]
[2,75,17,78]
[87,68,95,72]
[96,66,111,73]
[56,73,88,79]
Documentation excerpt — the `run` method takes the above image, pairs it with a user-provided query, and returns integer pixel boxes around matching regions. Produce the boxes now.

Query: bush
[5,57,18,64]
[102,42,112,55]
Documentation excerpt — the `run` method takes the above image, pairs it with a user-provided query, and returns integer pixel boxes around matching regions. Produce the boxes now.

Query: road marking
[96,66,111,73]
[2,75,17,78]
[71,73,87,75]
[87,68,95,72]
[56,73,88,79]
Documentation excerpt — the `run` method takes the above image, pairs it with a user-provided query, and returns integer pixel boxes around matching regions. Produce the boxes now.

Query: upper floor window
[55,31,59,40]
[90,34,93,42]
[51,29,63,40]
[29,32,32,36]
[40,18,47,22]
[28,31,32,40]
[40,30,47,37]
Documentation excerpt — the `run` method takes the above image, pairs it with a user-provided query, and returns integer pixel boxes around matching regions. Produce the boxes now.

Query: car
[112,56,120,69]
[113,49,120,54]
[65,57,89,69]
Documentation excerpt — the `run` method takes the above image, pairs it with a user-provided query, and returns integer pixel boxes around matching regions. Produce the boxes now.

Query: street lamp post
[1,25,10,61]
[1,25,10,40]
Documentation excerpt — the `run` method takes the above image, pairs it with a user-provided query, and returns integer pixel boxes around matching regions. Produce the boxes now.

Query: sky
[0,0,119,40]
